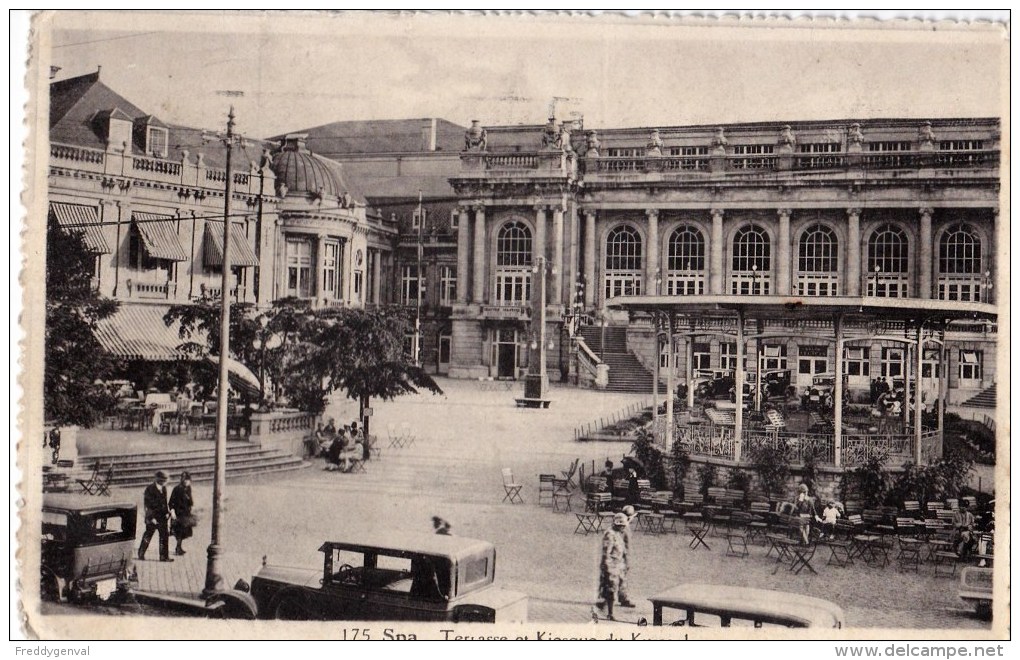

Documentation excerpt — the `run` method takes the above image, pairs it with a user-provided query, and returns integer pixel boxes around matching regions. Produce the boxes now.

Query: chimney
[49,66,62,80]
[421,119,438,152]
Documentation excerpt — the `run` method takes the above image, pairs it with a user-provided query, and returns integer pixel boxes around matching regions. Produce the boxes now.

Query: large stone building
[442,116,999,410]
[47,71,396,366]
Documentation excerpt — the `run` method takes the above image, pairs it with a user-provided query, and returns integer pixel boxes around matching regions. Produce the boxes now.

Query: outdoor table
[765,533,793,560]
[925,537,954,562]
[852,534,888,567]
[574,512,600,535]
[648,583,845,628]
[896,537,925,571]
[640,512,665,534]
[769,537,798,574]
[823,538,854,567]
[661,512,680,534]
[788,543,818,575]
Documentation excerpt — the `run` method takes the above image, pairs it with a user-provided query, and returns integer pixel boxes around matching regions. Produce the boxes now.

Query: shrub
[748,441,790,500]
[696,463,717,497]
[669,440,691,500]
[727,469,753,506]
[844,453,891,509]
[631,427,667,490]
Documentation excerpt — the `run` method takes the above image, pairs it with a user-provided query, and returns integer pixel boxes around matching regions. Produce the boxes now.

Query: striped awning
[50,202,111,254]
[133,213,188,261]
[93,304,202,361]
[203,221,259,267]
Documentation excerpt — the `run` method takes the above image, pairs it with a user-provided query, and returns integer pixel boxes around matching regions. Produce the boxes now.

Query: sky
[38,11,1009,138]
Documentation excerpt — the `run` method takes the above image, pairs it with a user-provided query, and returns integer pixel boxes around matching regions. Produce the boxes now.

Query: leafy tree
[282,307,442,438]
[44,222,120,427]
[844,453,891,509]
[631,427,666,490]
[696,462,717,497]
[669,439,691,499]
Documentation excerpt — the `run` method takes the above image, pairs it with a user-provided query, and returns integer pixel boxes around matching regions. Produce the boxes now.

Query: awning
[204,354,261,396]
[93,304,200,361]
[133,212,188,261]
[203,222,259,267]
[50,202,111,254]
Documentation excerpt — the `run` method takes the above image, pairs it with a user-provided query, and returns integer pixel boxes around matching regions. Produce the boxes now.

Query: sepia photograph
[14,10,1009,644]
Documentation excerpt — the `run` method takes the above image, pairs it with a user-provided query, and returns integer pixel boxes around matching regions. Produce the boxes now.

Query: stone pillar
[457,207,470,304]
[472,206,486,304]
[847,208,862,296]
[568,204,579,306]
[919,206,934,299]
[316,233,327,302]
[372,248,382,304]
[645,209,659,295]
[710,209,724,294]
[552,205,564,304]
[777,208,791,295]
[584,210,596,308]
[534,205,547,264]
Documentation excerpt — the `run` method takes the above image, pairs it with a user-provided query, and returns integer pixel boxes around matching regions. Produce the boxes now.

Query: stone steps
[79,444,307,487]
[960,384,996,409]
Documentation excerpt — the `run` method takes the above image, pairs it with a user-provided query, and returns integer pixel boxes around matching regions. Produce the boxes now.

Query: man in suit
[138,470,173,562]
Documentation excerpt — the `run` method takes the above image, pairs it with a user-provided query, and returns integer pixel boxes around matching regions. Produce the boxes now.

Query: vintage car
[250,532,528,622]
[694,370,736,399]
[649,583,845,628]
[41,493,138,603]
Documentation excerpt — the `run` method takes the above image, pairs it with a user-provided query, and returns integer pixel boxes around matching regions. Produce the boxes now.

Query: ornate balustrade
[485,154,538,169]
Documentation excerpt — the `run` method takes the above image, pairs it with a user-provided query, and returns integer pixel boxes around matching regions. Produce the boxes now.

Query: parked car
[41,493,138,603]
[694,370,735,399]
[250,532,528,622]
[649,583,845,628]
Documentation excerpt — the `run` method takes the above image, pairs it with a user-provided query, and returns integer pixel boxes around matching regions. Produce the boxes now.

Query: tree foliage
[843,453,892,509]
[44,223,120,427]
[748,441,791,500]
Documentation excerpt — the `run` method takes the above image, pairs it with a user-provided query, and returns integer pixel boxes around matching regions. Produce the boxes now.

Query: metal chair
[501,468,524,504]
[538,474,556,506]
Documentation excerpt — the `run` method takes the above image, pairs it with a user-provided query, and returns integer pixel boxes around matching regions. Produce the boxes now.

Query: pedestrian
[138,470,173,562]
[596,512,631,621]
[169,471,195,556]
[793,483,816,544]
[432,516,452,535]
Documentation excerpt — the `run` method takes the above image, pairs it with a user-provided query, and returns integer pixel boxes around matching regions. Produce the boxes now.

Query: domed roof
[270,134,364,203]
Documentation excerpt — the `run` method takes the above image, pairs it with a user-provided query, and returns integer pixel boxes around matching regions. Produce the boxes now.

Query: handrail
[576,337,601,368]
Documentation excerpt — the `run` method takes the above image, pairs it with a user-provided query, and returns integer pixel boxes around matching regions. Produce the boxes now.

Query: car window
[326,548,365,586]
[42,510,67,542]
[92,514,124,536]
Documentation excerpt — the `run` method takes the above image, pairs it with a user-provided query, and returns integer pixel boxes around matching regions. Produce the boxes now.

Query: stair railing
[576,336,603,378]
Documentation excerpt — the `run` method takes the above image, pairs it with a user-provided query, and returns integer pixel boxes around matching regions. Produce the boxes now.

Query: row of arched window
[493,220,987,301]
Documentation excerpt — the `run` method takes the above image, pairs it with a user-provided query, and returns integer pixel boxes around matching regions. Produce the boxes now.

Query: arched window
[666,225,705,295]
[867,224,909,297]
[604,225,643,299]
[494,221,532,305]
[730,224,771,295]
[797,224,839,296]
[496,221,532,267]
[938,224,985,301]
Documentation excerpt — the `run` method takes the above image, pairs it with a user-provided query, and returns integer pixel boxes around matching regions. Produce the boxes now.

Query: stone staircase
[578,325,663,393]
[960,384,996,409]
[78,443,307,488]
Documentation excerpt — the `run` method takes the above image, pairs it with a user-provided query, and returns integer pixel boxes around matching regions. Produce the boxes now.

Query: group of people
[306,418,368,472]
[138,470,196,561]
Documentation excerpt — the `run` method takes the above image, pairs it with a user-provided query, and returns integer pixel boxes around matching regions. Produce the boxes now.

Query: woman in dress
[169,471,195,556]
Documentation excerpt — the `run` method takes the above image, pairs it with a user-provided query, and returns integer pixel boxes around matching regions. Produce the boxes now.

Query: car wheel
[40,568,61,602]
[272,590,317,621]
[207,591,258,620]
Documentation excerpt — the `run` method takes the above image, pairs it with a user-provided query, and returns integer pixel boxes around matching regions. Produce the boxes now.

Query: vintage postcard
[16,10,1009,644]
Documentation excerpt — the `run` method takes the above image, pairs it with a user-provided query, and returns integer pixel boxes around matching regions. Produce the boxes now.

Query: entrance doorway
[492,328,520,378]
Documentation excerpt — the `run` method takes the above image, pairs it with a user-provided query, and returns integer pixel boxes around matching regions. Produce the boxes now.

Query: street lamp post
[871,264,882,296]
[522,256,553,405]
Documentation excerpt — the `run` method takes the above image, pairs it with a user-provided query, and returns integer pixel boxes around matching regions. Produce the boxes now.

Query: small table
[574,512,600,535]
[788,544,818,575]
[852,534,888,567]
[896,537,925,572]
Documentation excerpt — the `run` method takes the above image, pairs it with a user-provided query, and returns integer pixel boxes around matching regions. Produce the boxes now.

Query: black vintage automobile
[41,493,138,603]
[250,532,528,622]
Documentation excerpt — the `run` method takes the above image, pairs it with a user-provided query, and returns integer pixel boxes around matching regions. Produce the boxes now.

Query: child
[817,501,842,539]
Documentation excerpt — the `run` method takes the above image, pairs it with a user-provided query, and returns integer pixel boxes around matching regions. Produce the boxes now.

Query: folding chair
[552,478,573,512]
[725,512,751,558]
[501,468,524,504]
[387,423,403,448]
[77,461,114,496]
[400,422,416,448]
[561,458,580,490]
[788,542,819,575]
[824,538,854,567]
[538,474,556,506]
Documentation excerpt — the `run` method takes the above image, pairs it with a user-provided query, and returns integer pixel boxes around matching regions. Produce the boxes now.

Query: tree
[44,222,120,427]
[282,307,442,439]
[748,440,791,500]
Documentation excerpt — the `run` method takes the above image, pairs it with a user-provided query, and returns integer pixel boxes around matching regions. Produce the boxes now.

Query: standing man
[617,506,637,609]
[138,470,173,562]
[596,512,630,621]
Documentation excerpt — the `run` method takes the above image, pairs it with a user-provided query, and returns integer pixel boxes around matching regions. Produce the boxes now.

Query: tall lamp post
[203,106,242,599]
[523,256,554,405]
[252,315,283,405]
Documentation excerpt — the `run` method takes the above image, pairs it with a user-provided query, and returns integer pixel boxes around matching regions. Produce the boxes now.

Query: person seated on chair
[952,501,977,558]
[816,501,841,539]
[342,437,364,472]
[323,417,338,438]
[325,432,346,471]
[599,460,614,479]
